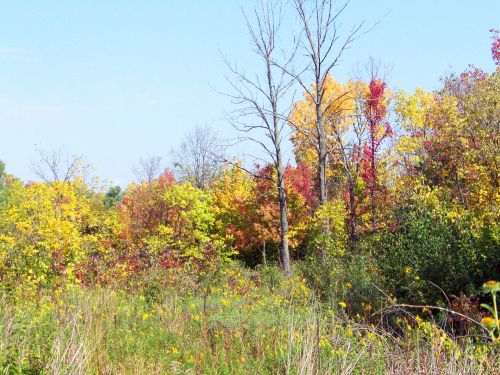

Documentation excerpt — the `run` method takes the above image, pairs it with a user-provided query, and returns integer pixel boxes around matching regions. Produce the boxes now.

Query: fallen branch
[373,303,489,335]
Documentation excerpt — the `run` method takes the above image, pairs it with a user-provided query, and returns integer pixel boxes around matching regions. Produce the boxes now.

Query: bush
[299,254,383,317]
[0,180,120,294]
[372,194,499,305]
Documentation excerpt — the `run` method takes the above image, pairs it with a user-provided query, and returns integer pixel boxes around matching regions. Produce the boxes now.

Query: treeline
[1,63,498,305]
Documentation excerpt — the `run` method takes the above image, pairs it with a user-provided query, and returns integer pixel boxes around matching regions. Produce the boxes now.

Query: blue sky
[1,0,498,185]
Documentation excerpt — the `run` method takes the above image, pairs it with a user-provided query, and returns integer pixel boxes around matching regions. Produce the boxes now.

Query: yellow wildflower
[483,280,500,292]
[481,317,495,327]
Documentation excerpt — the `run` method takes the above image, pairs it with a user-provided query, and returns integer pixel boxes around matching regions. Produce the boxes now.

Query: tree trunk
[317,104,328,207]
[262,242,267,267]
[348,181,358,242]
[316,103,330,262]
[318,144,328,206]
[277,164,291,277]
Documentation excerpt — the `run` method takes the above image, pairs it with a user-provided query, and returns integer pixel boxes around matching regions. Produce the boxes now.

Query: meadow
[2,265,499,374]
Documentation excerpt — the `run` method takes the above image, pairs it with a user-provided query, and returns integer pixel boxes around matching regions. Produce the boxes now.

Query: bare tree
[31,147,89,183]
[171,125,224,190]
[224,0,294,277]
[283,0,364,208]
[133,155,163,183]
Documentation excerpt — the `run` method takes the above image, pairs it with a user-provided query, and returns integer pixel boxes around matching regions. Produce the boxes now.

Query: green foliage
[103,185,123,209]
[141,182,230,262]
[300,253,382,317]
[372,187,499,305]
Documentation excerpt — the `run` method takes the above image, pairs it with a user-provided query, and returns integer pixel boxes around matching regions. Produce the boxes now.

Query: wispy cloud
[0,46,32,58]
[0,96,65,122]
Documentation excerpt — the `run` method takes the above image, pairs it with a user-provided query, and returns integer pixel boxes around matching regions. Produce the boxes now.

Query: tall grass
[1,272,498,374]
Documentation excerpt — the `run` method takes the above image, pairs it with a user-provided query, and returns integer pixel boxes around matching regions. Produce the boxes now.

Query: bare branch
[133,155,163,184]
[31,147,89,184]
[171,125,224,190]
[221,0,294,276]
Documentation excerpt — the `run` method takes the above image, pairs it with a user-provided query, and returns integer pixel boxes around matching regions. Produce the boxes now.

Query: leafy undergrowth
[1,267,498,374]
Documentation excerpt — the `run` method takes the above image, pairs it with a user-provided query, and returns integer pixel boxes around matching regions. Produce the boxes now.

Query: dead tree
[31,147,88,183]
[283,0,364,208]
[224,0,294,277]
[133,155,163,184]
[172,125,224,190]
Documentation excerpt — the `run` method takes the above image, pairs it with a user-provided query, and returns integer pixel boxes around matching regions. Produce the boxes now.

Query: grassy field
[1,266,498,374]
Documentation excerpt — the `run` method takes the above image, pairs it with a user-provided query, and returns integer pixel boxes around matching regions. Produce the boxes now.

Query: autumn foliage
[0,36,498,311]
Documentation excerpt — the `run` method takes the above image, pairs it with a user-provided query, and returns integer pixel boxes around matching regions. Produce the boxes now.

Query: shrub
[0,180,119,294]
[299,254,382,317]
[372,189,499,305]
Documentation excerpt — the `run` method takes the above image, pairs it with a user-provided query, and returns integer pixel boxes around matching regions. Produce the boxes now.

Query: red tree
[362,79,392,229]
[490,29,500,65]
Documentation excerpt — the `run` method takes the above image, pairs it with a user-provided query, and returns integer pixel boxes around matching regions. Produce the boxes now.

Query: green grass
[1,268,498,374]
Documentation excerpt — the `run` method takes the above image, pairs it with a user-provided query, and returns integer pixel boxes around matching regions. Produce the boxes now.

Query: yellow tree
[291,76,386,241]
[0,179,119,292]
[290,75,355,197]
[394,67,499,219]
[210,165,257,254]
